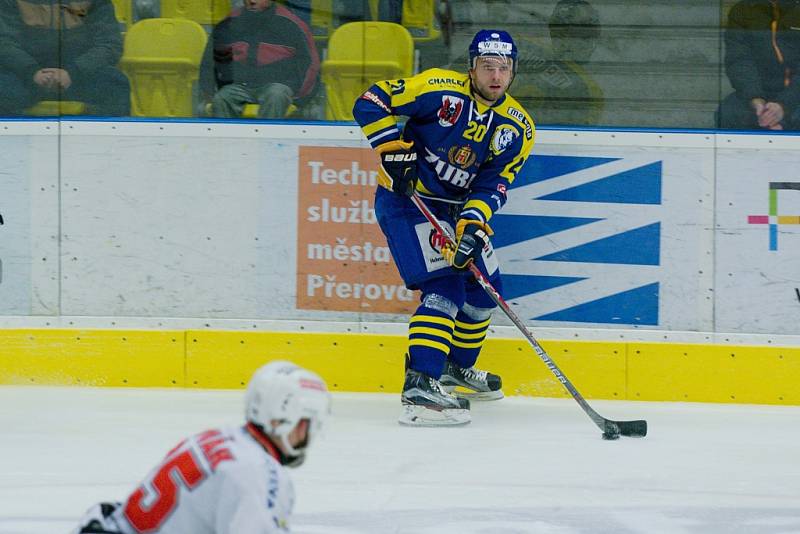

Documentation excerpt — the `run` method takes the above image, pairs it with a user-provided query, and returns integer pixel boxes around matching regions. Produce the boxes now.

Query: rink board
[1,121,799,406]
[0,121,798,335]
[0,328,798,405]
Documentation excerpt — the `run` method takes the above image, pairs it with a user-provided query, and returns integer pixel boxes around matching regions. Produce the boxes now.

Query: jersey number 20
[463,121,487,142]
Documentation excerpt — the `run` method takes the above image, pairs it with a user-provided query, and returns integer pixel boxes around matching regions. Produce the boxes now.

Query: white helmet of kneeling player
[245,360,331,467]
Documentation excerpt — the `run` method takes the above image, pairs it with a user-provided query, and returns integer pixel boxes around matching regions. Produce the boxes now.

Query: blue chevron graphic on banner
[490,214,601,248]
[494,154,663,327]
[534,283,660,325]
[535,223,661,265]
[537,162,662,204]
[502,273,586,300]
[512,154,618,188]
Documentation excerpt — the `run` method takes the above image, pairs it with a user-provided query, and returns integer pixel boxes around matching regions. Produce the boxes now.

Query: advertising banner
[293,135,714,332]
[716,143,800,335]
[490,141,714,331]
[296,146,416,314]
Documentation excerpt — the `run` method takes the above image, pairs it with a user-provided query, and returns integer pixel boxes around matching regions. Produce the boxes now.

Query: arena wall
[0,120,798,404]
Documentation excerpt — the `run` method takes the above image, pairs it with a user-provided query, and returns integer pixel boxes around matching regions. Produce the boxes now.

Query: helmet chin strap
[280,435,307,467]
[280,434,302,458]
[279,418,310,465]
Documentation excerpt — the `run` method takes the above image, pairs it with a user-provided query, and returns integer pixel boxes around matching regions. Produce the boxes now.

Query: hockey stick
[410,193,647,439]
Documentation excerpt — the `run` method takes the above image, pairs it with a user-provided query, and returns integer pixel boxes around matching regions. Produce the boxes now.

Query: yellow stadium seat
[27,101,86,116]
[160,0,231,26]
[321,21,413,120]
[110,0,133,28]
[402,0,439,41]
[241,103,260,118]
[121,18,208,117]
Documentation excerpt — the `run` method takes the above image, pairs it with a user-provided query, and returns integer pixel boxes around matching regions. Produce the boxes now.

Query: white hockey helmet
[244,360,331,464]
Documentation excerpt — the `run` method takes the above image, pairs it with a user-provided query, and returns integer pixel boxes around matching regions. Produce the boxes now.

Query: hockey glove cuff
[376,139,418,196]
[442,219,492,270]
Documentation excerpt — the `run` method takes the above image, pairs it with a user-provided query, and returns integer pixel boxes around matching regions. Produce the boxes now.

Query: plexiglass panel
[1,0,798,130]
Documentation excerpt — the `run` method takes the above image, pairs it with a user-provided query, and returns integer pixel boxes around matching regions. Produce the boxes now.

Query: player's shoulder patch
[500,96,535,141]
[490,124,520,156]
[360,88,393,113]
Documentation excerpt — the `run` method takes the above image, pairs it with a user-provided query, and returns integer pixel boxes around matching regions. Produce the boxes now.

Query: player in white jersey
[72,360,331,534]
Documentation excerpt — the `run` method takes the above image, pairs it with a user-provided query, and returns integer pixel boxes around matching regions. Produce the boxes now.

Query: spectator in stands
[200,0,320,119]
[505,0,604,125]
[521,0,603,125]
[336,0,401,25]
[275,0,312,26]
[548,0,601,64]
[134,0,159,20]
[719,0,800,130]
[0,0,130,116]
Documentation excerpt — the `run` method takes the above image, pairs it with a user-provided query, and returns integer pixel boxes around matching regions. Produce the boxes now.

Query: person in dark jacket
[0,0,130,116]
[336,0,401,25]
[719,0,800,130]
[514,0,603,125]
[200,0,319,119]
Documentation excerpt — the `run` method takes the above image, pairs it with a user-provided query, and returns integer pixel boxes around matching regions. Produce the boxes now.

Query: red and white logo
[360,90,392,114]
[437,96,464,127]
[428,228,448,252]
[300,378,326,391]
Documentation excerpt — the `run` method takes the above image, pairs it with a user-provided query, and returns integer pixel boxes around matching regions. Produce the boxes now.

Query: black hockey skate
[399,368,470,426]
[440,360,504,401]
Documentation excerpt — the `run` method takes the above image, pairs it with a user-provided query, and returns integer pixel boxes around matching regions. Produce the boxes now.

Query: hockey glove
[376,139,418,196]
[441,219,493,270]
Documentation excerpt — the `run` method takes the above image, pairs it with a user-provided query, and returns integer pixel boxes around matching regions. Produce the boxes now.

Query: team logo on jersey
[438,96,464,127]
[388,79,406,95]
[490,125,519,155]
[424,147,477,189]
[448,145,477,169]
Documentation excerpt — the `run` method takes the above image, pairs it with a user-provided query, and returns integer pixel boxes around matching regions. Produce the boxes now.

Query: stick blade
[617,419,647,438]
[601,419,647,439]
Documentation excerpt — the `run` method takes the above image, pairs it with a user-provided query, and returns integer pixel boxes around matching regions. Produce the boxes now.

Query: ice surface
[1,387,799,534]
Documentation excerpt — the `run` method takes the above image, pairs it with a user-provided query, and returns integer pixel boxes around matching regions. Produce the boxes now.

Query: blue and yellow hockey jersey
[353,67,535,225]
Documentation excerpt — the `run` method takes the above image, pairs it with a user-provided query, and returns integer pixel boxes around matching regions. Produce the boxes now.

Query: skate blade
[398,404,471,427]
[442,385,505,402]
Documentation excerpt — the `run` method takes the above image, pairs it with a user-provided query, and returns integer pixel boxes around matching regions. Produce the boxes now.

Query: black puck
[602,431,620,440]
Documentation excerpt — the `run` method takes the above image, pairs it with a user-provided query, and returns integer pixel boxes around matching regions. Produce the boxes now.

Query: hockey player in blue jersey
[353,30,536,426]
